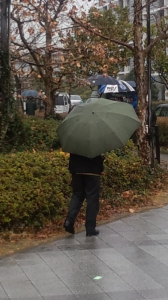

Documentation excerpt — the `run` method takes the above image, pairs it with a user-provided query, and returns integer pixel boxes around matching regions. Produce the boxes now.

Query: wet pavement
[2,205,168,299]
[161,153,168,164]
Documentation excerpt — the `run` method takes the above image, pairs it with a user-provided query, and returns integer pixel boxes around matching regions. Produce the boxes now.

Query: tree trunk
[0,0,10,143]
[44,83,55,118]
[133,0,150,164]
[14,74,23,111]
[44,0,55,118]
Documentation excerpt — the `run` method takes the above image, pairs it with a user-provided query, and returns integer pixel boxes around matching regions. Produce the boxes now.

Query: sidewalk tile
[1,204,168,299]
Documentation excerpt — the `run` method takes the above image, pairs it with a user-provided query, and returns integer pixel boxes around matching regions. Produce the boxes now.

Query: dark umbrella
[126,81,136,88]
[87,74,120,86]
[21,90,39,98]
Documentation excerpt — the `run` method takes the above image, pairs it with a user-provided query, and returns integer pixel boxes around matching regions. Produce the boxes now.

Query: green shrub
[0,151,71,230]
[101,142,166,206]
[113,139,137,157]
[2,115,61,153]
[0,143,166,230]
[157,117,168,146]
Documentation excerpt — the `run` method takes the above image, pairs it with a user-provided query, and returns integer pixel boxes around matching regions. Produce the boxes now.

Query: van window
[64,98,68,105]
[161,107,168,117]
[156,106,168,117]
[155,106,162,117]
[55,95,64,105]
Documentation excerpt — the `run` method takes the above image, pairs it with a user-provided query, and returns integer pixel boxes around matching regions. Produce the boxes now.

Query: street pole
[0,0,11,139]
[147,0,154,167]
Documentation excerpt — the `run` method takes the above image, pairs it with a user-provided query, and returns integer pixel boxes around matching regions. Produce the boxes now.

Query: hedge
[101,141,165,206]
[0,141,166,231]
[2,114,168,153]
[0,151,71,230]
[157,117,168,147]
[1,115,61,153]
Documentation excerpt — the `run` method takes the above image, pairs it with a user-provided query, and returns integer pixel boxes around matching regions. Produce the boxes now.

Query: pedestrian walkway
[161,153,168,164]
[2,206,168,299]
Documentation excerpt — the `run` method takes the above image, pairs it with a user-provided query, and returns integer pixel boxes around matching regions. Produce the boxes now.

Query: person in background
[26,97,37,116]
[130,94,137,109]
[64,153,104,236]
[119,96,124,102]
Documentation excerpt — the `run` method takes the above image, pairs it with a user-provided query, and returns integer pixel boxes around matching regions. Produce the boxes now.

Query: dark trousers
[66,174,100,230]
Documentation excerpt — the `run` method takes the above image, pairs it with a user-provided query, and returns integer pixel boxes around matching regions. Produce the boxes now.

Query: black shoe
[86,229,99,236]
[64,220,75,234]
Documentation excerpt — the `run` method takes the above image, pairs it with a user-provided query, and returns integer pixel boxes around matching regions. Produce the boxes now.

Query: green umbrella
[57,98,140,158]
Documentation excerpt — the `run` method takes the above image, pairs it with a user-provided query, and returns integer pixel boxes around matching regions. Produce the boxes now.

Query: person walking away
[64,154,104,236]
[26,97,37,116]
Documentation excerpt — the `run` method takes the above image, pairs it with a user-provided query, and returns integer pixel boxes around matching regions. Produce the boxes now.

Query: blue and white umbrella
[21,90,39,98]
[126,81,136,88]
[98,80,135,94]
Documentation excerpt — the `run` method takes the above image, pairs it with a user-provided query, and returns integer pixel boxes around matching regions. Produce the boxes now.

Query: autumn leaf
[109,57,115,62]
[60,56,65,62]
[122,191,130,198]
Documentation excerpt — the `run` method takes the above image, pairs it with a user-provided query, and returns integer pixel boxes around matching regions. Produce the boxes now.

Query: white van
[70,95,83,107]
[54,93,70,114]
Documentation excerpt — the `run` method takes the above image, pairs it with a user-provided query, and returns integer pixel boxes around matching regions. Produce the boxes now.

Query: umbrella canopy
[21,90,39,98]
[57,98,140,158]
[119,80,135,92]
[126,81,136,88]
[98,80,135,94]
[87,74,119,86]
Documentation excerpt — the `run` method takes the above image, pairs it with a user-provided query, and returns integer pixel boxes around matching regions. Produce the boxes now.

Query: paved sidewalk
[161,153,168,164]
[2,207,168,299]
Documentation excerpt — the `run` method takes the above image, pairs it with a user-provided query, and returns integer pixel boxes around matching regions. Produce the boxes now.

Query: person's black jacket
[26,99,37,116]
[69,154,104,175]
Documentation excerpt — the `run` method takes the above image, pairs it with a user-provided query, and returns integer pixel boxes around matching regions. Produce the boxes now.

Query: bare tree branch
[145,27,168,54]
[11,14,45,79]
